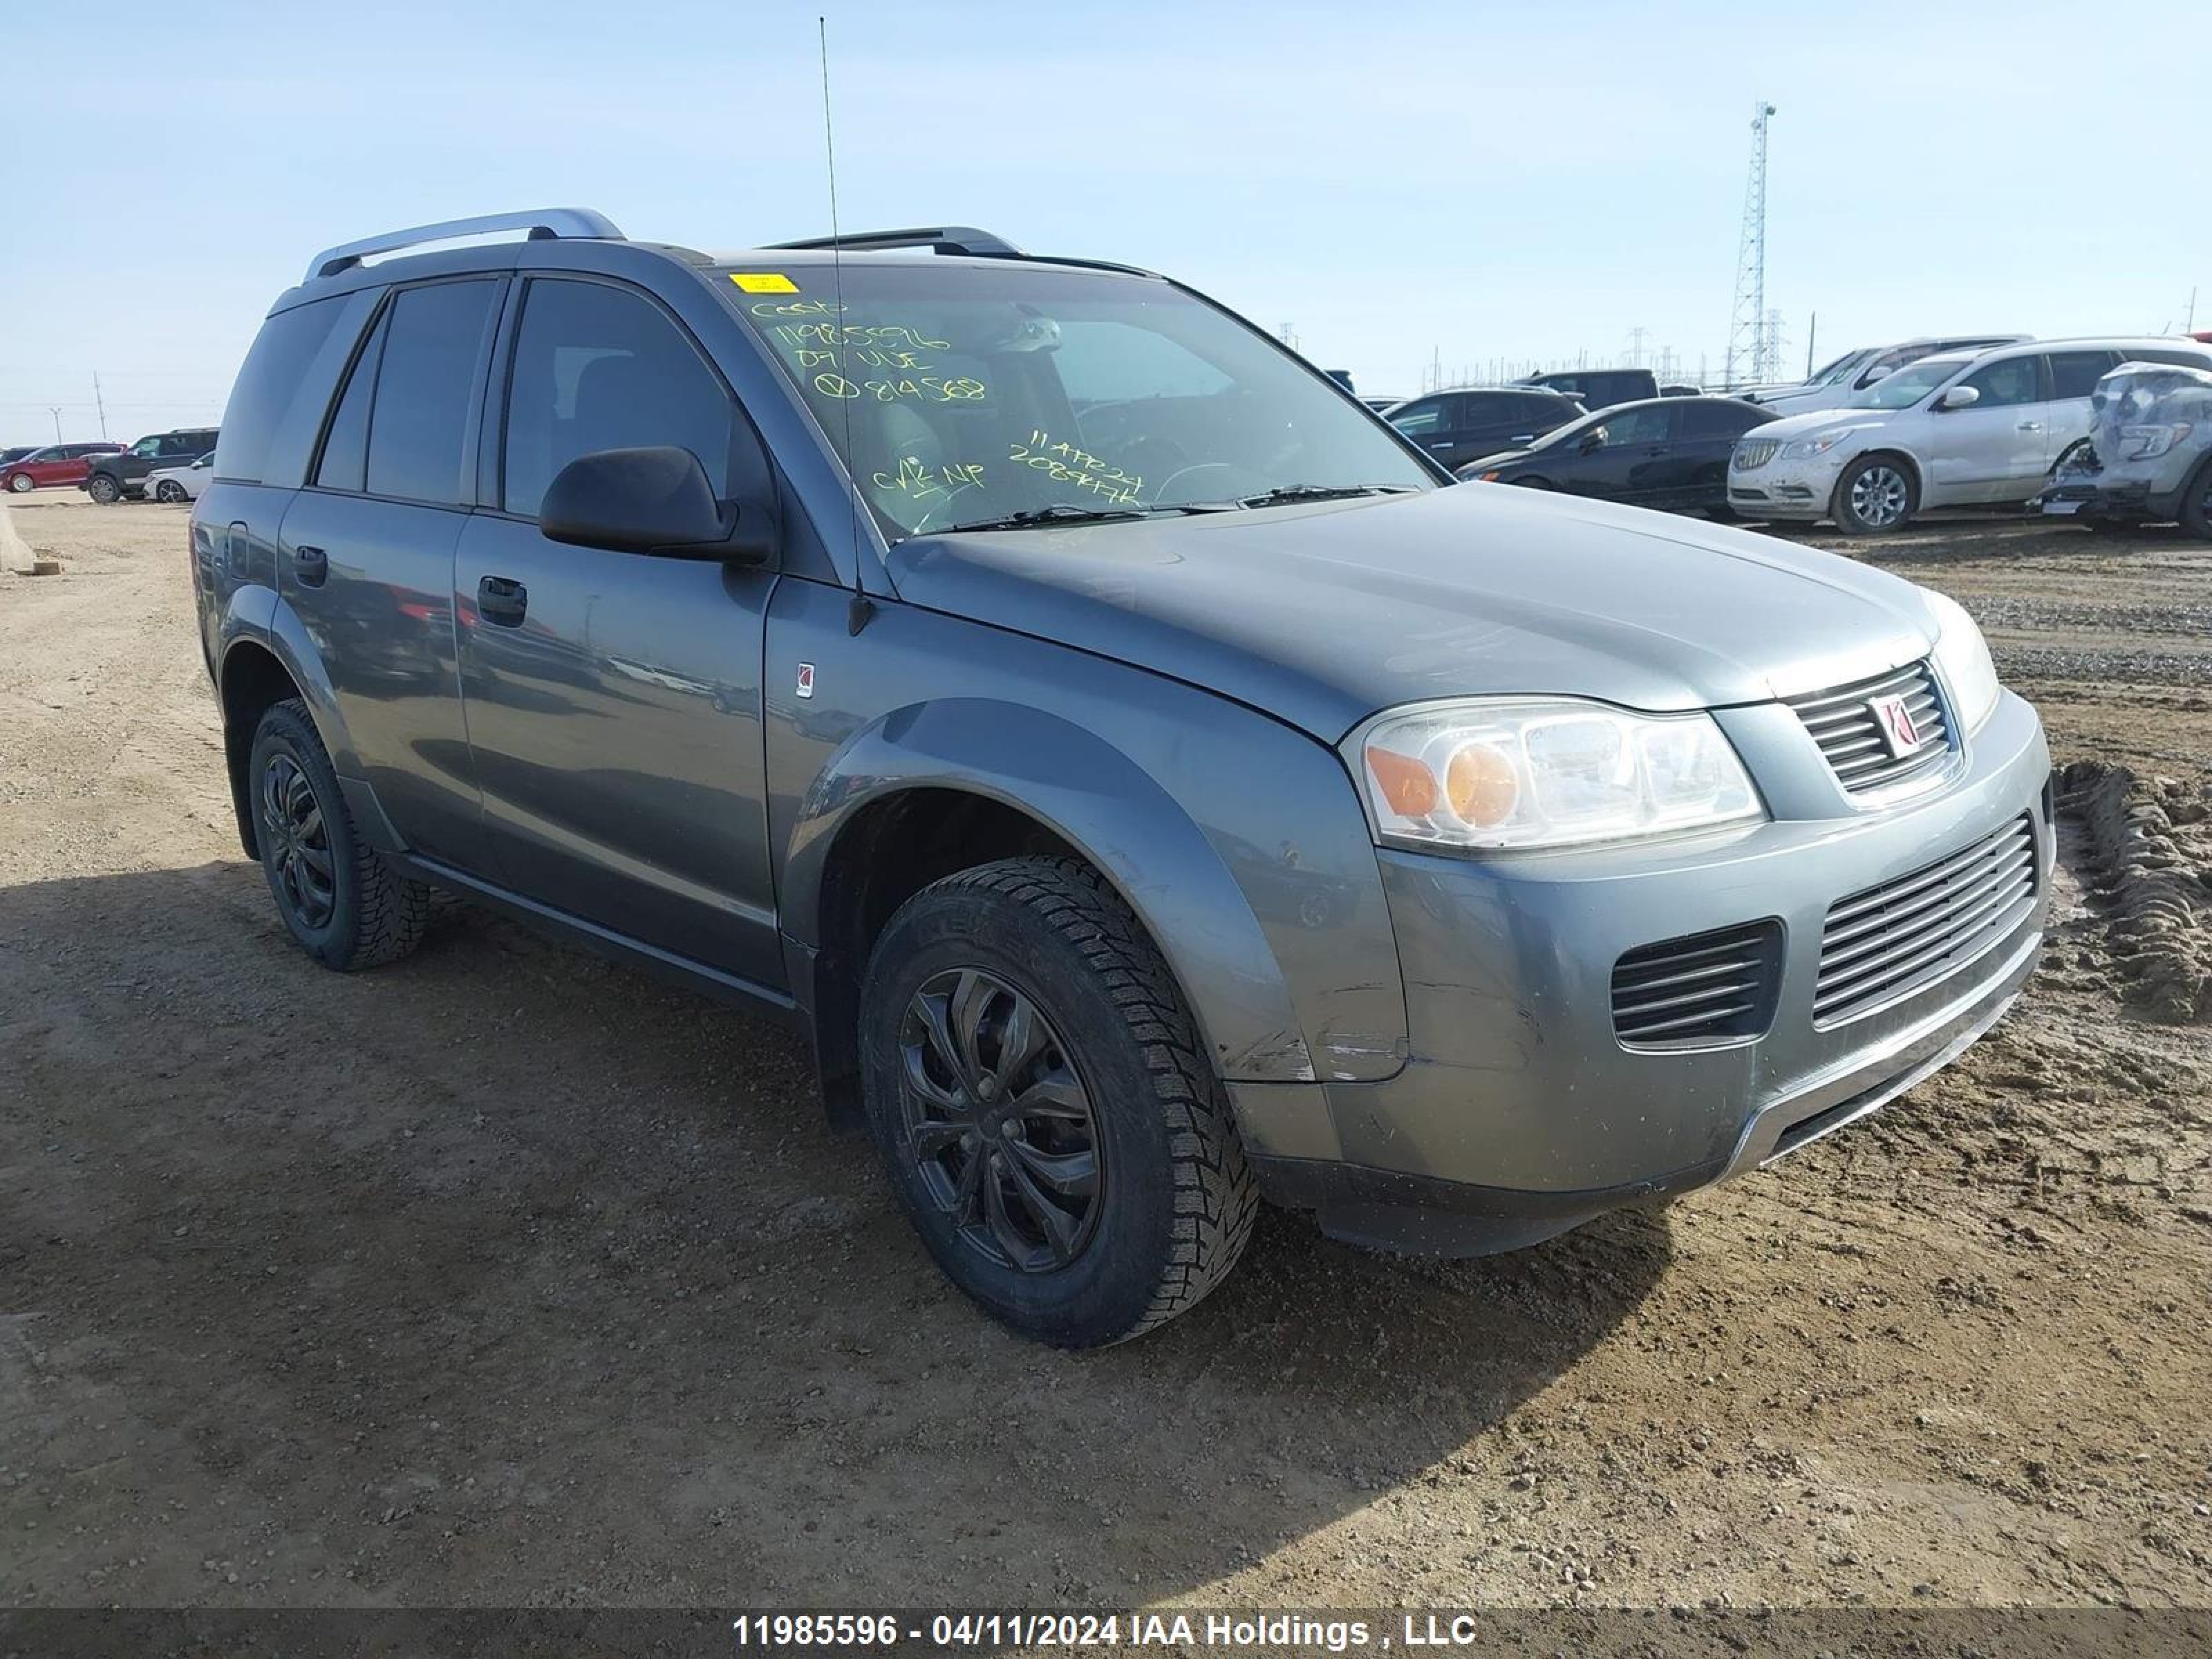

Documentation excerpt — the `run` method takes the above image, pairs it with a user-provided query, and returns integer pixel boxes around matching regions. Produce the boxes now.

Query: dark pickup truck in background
[84,427,221,502]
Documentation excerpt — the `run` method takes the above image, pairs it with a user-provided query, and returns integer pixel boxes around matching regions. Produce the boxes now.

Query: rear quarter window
[215,297,350,483]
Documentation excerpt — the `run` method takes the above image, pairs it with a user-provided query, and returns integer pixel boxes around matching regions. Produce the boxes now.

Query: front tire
[249,699,430,971]
[84,474,122,505]
[1831,454,1917,534]
[5,472,31,494]
[859,857,1258,1347]
[154,480,187,504]
[2180,458,2212,541]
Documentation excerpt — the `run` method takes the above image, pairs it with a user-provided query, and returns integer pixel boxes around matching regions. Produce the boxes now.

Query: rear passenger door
[276,276,505,870]
[2043,350,2121,465]
[453,274,783,988]
[1673,402,1772,508]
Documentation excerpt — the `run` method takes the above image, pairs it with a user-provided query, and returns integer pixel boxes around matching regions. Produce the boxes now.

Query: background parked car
[1458,395,1777,516]
[1383,386,1586,472]
[0,445,39,469]
[82,427,221,503]
[146,452,216,504]
[1749,335,2028,416]
[2035,362,2212,536]
[1730,337,2212,534]
[1513,366,1658,408]
[1,441,125,494]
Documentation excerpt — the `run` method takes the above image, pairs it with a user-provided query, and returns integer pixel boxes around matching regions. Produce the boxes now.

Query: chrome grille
[1788,661,1952,796]
[1611,919,1783,1047]
[1734,440,1780,471]
[1813,815,2038,1025]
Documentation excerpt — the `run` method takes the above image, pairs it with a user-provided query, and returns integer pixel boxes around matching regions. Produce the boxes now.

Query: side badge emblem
[796,662,816,700]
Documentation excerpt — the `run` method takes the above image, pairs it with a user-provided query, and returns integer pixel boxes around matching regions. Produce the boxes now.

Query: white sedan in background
[145,453,215,504]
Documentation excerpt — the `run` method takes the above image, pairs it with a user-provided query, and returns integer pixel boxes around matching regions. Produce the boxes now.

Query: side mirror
[1577,428,1607,453]
[539,446,774,563]
[1935,386,1981,411]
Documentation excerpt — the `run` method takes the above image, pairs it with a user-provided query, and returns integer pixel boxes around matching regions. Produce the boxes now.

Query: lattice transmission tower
[1725,101,1777,390]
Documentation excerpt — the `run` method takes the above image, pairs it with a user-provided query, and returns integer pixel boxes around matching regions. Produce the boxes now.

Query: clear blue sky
[4,0,2204,443]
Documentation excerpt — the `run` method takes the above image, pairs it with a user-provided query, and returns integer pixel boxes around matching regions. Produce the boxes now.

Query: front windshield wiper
[1235,484,1419,507]
[932,503,1226,534]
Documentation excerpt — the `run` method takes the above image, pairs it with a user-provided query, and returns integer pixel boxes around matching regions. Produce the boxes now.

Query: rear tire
[249,699,431,971]
[1831,454,1917,534]
[859,856,1258,1347]
[84,474,122,505]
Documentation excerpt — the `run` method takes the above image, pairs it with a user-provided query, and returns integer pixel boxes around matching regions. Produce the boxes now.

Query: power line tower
[1725,100,1777,391]
[1761,307,1786,384]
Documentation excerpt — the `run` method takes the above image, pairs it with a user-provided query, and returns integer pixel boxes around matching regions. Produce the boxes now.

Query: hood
[886,486,1940,741]
[1754,405,1900,442]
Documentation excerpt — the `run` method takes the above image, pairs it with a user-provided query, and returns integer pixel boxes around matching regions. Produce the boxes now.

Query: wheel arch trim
[781,698,1319,1085]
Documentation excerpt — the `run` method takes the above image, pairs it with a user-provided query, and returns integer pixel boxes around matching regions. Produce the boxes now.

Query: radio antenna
[818,15,873,635]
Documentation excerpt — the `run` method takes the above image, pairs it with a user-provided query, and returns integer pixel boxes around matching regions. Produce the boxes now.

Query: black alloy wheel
[897,966,1103,1272]
[259,749,337,932]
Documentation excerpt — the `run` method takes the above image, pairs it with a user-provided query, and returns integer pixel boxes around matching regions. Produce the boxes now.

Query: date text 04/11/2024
[729,1613,1505,1651]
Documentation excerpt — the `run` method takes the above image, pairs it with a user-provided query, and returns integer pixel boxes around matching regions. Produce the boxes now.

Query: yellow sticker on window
[729,272,799,294]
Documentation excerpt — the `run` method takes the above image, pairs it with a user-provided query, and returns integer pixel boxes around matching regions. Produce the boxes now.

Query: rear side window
[215,298,347,482]
[316,310,388,494]
[2047,350,2119,400]
[1683,402,1768,439]
[364,280,501,505]
[501,279,735,519]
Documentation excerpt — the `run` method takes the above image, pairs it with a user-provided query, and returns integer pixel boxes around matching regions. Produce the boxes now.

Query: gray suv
[192,210,2054,1347]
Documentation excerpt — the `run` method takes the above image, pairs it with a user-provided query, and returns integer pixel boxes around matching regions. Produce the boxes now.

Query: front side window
[503,279,735,519]
[130,437,162,458]
[1588,405,1671,446]
[1849,359,1966,411]
[1958,357,2041,409]
[364,279,501,505]
[1387,397,1450,438]
[725,263,1432,537]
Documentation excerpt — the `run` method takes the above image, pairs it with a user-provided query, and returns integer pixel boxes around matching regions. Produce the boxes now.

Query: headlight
[1922,588,2000,733]
[1347,697,1765,853]
[1780,430,1853,460]
[2119,422,2191,460]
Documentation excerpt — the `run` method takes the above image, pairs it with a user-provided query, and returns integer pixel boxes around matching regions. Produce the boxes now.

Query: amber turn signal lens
[1444,742,1517,826]
[1365,746,1438,816]
[1479,470,1501,482]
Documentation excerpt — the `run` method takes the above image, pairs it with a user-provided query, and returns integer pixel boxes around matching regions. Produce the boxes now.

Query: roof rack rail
[303,208,625,284]
[767,225,1023,259]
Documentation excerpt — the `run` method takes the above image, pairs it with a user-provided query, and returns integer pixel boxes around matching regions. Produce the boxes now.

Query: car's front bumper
[1727,454,1848,520]
[1238,688,2052,1255]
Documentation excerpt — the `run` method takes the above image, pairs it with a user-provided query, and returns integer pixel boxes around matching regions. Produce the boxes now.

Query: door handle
[2017,421,2043,432]
[478,574,527,626]
[292,544,328,587]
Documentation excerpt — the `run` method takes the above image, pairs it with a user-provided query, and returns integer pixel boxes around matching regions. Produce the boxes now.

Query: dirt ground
[2,492,2207,1611]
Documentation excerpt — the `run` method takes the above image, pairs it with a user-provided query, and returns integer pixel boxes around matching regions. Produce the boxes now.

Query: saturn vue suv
[191,210,2052,1346]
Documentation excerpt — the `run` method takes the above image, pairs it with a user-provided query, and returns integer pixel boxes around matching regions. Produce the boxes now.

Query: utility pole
[93,372,109,440]
[1725,101,1777,391]
[1806,312,1817,377]
[48,406,64,442]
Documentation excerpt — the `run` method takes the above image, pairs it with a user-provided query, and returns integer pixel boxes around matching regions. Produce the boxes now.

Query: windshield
[724,262,1432,538]
[1806,348,1871,386]
[1846,357,1963,411]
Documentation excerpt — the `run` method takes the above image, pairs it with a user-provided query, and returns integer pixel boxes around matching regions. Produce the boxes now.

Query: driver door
[1926,355,2051,500]
[454,273,785,988]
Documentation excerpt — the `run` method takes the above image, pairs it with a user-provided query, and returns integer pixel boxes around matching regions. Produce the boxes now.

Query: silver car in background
[1730,337,2212,534]
[1750,335,2027,418]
